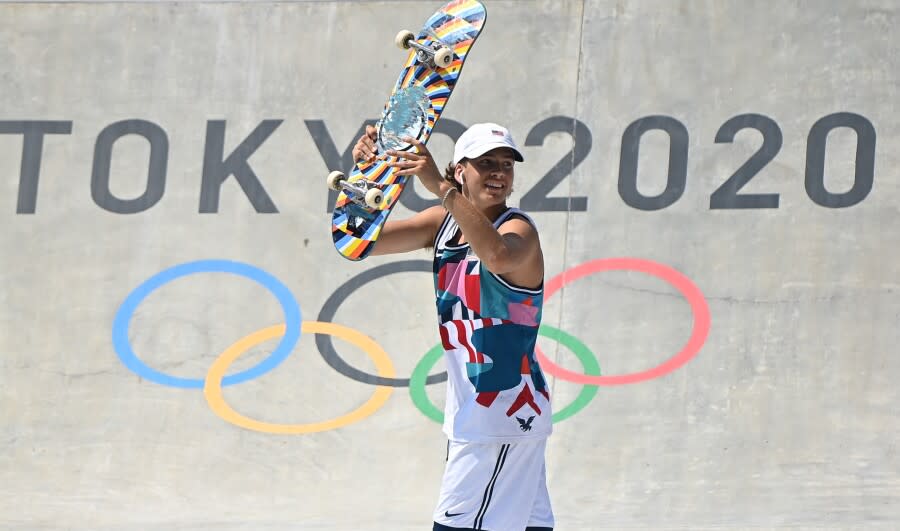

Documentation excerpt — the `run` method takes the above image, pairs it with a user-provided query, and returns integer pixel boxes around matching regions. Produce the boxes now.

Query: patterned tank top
[432,207,552,443]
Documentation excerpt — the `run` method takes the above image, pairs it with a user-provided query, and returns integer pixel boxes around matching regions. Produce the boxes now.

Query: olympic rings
[112,256,710,434]
[535,257,711,385]
[409,325,601,424]
[204,321,395,434]
[112,259,302,388]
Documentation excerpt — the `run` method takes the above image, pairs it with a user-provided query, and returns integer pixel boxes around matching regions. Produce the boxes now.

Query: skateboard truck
[395,30,454,69]
[327,170,385,209]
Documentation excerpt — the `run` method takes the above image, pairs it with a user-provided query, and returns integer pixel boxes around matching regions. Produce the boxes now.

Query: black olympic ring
[315,260,448,387]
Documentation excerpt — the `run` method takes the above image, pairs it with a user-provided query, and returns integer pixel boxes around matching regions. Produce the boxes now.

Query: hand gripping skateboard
[328,0,487,261]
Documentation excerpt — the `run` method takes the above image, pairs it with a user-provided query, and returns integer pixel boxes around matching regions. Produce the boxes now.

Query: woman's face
[455,147,517,209]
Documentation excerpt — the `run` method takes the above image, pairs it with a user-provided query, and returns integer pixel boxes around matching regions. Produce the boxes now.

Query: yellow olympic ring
[203,321,396,434]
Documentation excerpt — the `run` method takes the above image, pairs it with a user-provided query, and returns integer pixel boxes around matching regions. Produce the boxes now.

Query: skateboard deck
[328,0,487,261]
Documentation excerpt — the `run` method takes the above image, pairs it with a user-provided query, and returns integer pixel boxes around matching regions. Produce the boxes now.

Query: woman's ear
[454,163,465,185]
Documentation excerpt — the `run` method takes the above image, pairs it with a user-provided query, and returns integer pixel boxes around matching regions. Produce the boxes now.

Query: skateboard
[328,0,487,261]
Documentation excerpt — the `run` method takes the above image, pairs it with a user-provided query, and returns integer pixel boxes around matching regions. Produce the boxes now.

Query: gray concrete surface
[1,1,898,529]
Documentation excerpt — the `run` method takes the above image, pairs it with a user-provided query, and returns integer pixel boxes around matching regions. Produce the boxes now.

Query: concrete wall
[1,1,898,529]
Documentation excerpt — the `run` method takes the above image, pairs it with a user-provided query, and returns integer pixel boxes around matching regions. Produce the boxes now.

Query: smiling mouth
[485,182,505,191]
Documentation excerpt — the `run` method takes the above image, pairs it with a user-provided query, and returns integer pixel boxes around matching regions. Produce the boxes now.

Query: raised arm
[351,125,445,256]
[387,137,544,288]
[369,205,445,255]
[441,194,543,287]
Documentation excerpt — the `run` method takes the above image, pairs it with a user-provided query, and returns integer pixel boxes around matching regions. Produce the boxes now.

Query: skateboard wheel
[434,47,454,68]
[395,30,415,50]
[327,170,346,191]
[364,188,385,209]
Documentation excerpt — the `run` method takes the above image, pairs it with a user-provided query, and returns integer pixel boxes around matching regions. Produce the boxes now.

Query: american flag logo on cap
[491,130,505,136]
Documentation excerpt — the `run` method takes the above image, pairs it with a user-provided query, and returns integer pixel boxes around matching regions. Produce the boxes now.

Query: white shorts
[432,439,554,531]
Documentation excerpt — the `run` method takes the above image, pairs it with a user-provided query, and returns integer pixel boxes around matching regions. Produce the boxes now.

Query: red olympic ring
[535,257,710,385]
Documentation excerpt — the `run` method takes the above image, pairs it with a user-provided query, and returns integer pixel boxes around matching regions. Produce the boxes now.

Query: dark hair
[443,161,463,192]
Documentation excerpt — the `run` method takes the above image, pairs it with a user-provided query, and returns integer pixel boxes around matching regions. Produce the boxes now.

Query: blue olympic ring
[112,259,302,388]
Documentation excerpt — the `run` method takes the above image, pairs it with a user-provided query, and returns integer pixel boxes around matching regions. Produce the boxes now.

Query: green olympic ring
[409,324,601,424]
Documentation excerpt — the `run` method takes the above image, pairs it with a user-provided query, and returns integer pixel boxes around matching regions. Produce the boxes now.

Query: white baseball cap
[452,123,525,165]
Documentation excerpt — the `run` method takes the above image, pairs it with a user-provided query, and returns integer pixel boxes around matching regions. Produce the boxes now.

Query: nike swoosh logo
[445,511,464,518]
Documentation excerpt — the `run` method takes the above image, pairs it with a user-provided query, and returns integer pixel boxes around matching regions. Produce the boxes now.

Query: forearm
[441,187,513,271]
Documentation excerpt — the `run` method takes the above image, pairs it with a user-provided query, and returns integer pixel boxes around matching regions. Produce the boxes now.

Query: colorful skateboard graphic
[328,0,487,261]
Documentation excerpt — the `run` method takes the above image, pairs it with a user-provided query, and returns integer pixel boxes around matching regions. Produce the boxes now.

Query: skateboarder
[353,122,554,531]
